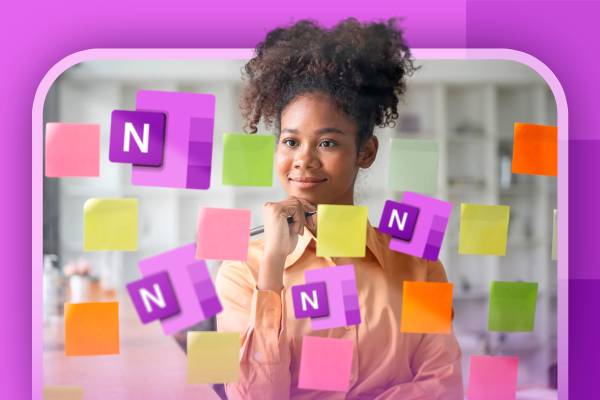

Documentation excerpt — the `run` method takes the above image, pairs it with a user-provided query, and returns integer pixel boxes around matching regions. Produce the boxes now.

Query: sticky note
[488,281,538,332]
[305,264,360,330]
[187,332,239,384]
[222,133,275,186]
[196,207,251,261]
[552,209,557,260]
[459,204,510,256]
[109,110,166,166]
[139,243,222,335]
[43,386,83,400]
[292,282,329,319]
[126,271,180,324]
[467,355,518,400]
[389,192,452,261]
[388,138,439,194]
[132,90,215,189]
[83,198,138,251]
[400,281,453,334]
[298,336,353,392]
[44,123,100,177]
[64,302,119,356]
[512,122,557,176]
[378,200,419,241]
[316,204,368,258]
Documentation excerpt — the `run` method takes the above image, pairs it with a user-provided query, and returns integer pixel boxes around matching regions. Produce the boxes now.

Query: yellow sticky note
[187,332,239,384]
[459,204,510,256]
[316,205,368,258]
[84,198,138,251]
[43,386,83,400]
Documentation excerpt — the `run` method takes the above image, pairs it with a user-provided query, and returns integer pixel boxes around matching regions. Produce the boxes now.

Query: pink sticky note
[45,123,100,177]
[196,208,251,261]
[298,336,353,392]
[467,355,518,400]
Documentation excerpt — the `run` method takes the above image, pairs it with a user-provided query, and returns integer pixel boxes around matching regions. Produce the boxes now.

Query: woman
[216,18,463,399]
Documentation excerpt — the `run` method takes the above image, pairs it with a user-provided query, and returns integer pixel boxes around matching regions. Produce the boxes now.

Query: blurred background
[43,58,557,398]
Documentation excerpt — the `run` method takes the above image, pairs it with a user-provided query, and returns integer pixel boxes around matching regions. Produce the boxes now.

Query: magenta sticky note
[44,123,100,177]
[196,207,251,261]
[138,243,221,335]
[304,264,360,330]
[298,336,353,392]
[467,355,519,400]
[131,90,215,189]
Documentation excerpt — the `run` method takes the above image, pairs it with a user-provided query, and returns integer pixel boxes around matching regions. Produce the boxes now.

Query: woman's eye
[282,138,298,148]
[319,139,338,148]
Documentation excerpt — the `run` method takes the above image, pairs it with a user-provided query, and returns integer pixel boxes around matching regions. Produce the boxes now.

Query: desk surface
[43,285,220,400]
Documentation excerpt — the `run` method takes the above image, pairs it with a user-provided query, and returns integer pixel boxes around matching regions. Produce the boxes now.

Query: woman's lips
[288,177,327,189]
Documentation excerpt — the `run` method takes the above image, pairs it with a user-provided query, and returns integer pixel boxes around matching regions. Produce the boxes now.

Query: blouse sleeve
[215,260,292,400]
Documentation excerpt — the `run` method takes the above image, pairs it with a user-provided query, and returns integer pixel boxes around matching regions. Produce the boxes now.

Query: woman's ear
[358,135,379,168]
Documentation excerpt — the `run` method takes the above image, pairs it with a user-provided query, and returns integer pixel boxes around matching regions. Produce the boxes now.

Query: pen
[250,211,317,236]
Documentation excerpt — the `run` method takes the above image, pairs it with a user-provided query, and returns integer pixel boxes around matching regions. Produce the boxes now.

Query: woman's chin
[286,189,324,205]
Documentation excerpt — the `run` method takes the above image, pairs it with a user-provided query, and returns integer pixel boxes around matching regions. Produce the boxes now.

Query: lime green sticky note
[222,133,275,187]
[388,139,439,194]
[84,198,138,251]
[488,281,538,332]
[187,332,240,384]
[459,204,510,256]
[316,205,368,257]
[551,209,557,261]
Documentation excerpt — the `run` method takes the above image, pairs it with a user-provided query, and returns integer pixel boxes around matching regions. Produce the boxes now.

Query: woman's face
[276,92,378,206]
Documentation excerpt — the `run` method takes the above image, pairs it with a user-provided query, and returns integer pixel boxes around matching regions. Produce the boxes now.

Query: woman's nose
[293,145,321,170]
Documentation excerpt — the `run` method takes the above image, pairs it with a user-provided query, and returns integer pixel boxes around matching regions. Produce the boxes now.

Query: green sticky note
[83,198,138,251]
[488,281,538,332]
[388,139,438,194]
[551,209,557,261]
[317,204,368,257]
[187,331,240,384]
[459,204,510,256]
[222,133,275,186]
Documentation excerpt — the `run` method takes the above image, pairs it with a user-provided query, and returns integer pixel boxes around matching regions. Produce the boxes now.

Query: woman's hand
[258,197,316,291]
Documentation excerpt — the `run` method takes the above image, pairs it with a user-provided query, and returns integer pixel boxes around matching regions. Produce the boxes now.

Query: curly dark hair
[240,17,417,147]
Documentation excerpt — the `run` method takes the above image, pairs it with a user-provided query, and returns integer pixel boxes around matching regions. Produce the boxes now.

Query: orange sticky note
[64,302,120,356]
[512,122,557,176]
[45,123,100,177]
[400,281,453,334]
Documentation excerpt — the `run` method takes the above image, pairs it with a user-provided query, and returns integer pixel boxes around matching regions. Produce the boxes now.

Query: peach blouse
[216,223,464,399]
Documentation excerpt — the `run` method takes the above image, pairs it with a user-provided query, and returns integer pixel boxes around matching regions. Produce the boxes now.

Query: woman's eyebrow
[280,127,345,135]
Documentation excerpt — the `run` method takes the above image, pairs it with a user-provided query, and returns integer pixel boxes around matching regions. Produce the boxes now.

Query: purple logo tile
[126,271,180,324]
[378,200,419,241]
[138,244,218,335]
[305,265,361,330]
[292,282,329,319]
[188,264,222,318]
[110,110,165,166]
[389,192,452,261]
[131,91,215,190]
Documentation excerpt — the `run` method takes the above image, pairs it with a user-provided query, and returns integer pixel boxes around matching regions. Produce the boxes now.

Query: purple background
[1,0,597,398]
